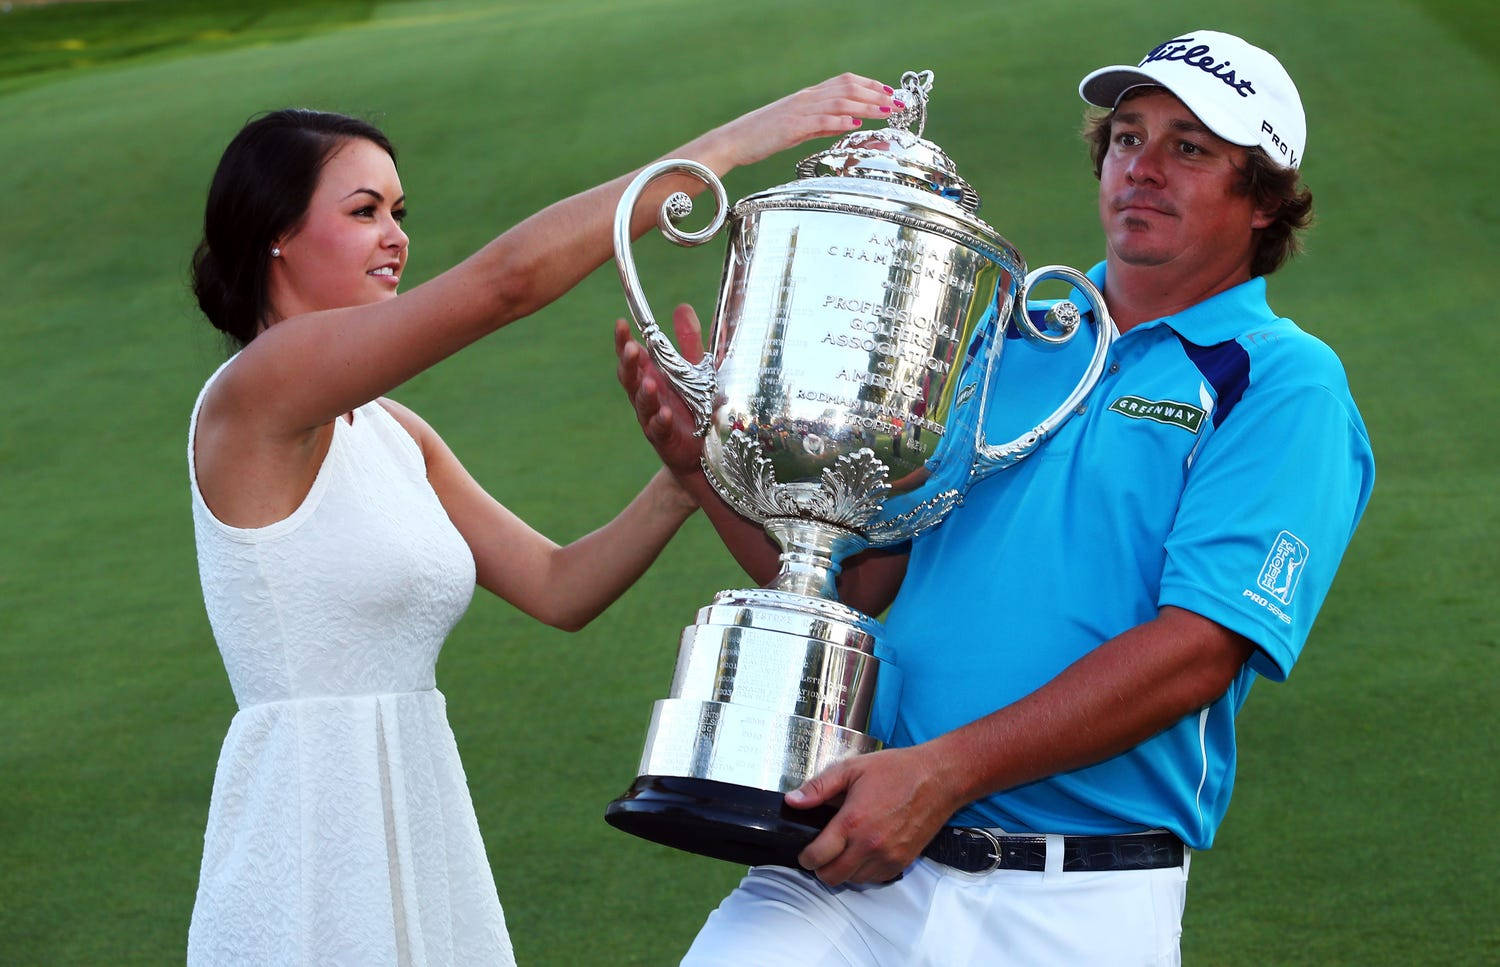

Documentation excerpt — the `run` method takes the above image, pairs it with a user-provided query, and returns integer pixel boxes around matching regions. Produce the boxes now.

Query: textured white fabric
[186,360,513,966]
[682,859,1187,966]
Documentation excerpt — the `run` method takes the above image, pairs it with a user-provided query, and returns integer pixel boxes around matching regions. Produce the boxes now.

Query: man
[615,30,1374,965]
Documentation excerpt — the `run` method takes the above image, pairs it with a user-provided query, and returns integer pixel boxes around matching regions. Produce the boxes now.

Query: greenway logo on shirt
[1256,530,1309,606]
[1108,395,1207,433]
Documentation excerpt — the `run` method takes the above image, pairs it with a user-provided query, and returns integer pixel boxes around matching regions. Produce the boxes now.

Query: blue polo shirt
[880,262,1374,848]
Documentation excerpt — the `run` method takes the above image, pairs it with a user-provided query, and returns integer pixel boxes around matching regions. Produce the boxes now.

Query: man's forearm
[678,469,784,586]
[926,606,1255,810]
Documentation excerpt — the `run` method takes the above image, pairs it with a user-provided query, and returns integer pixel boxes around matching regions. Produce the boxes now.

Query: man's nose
[1126,143,1166,187]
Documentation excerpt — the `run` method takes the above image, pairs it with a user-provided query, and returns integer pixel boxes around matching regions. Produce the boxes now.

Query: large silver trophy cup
[605,72,1115,866]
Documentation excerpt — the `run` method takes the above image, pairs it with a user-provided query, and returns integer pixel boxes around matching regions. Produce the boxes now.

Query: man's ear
[1251,204,1277,231]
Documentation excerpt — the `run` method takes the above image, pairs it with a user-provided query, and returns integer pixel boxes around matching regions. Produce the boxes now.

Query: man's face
[1098,89,1272,276]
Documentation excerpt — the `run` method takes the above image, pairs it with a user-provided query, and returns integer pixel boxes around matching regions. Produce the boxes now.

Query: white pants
[682,853,1190,967]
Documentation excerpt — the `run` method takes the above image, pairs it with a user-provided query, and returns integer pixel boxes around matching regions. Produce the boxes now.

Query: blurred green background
[2,0,1495,964]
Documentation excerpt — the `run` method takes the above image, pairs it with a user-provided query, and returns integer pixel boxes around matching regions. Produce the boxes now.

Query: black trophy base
[605,774,836,868]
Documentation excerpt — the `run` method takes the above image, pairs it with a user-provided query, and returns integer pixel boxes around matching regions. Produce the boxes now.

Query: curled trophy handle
[971,264,1117,479]
[613,159,728,436]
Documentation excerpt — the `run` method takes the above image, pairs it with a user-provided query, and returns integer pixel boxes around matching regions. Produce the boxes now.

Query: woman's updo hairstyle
[192,109,396,347]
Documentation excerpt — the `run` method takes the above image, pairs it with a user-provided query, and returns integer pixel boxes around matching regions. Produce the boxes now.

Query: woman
[185,76,900,965]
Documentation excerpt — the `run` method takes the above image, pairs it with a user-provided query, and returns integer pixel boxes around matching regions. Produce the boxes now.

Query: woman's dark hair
[1082,89,1313,278]
[192,110,396,347]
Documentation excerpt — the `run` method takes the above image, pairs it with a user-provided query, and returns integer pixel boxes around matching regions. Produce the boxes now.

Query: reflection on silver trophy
[605,71,1116,866]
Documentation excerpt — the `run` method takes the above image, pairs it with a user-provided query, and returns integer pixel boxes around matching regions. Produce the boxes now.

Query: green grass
[2,0,1496,964]
[0,0,380,93]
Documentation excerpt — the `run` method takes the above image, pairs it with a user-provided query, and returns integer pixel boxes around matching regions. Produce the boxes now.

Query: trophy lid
[794,70,981,213]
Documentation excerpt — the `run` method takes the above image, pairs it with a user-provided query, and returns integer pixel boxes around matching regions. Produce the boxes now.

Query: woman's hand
[705,73,903,170]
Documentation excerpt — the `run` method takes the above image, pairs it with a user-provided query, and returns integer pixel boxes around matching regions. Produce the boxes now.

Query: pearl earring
[271,247,281,258]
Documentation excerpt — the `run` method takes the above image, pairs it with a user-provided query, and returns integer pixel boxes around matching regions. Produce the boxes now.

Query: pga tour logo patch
[1257,531,1309,605]
[1108,395,1207,433]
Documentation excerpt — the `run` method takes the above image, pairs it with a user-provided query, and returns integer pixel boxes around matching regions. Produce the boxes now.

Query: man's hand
[787,744,964,886]
[615,304,710,478]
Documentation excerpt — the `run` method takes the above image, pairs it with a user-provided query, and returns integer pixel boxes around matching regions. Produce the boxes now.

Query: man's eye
[1179,141,1203,156]
[1116,132,1141,147]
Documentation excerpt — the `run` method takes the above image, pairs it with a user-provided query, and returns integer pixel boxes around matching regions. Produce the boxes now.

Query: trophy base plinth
[605,774,835,869]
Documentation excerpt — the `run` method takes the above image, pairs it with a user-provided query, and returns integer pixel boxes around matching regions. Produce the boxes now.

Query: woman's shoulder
[192,353,239,413]
[188,353,240,473]
[191,353,344,533]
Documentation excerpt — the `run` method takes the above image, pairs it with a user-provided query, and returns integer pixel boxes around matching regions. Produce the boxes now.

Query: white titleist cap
[1079,30,1305,169]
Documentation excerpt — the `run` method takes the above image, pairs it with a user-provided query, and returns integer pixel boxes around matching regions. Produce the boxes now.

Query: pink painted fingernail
[880,106,891,113]
[894,98,906,109]
[883,85,894,94]
[852,118,862,126]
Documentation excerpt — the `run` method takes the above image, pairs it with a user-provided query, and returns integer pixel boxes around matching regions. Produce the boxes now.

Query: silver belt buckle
[954,826,1003,873]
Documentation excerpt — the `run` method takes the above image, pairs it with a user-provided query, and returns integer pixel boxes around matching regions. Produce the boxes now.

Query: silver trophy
[605,71,1115,866]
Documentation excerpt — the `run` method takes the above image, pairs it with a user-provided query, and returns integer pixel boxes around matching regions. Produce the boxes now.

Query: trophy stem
[763,518,867,601]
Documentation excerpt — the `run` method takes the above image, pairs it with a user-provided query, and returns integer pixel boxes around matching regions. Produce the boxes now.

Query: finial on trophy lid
[794,67,981,213]
[887,69,933,137]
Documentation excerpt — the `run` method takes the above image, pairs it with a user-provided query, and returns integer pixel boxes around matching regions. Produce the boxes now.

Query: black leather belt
[922,827,1184,874]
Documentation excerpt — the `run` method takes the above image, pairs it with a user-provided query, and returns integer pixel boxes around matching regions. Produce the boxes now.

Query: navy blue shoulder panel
[1003,307,1049,341]
[1177,334,1250,428]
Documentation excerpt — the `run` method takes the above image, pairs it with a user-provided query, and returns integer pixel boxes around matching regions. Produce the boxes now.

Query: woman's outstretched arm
[212,75,900,436]
[378,398,699,630]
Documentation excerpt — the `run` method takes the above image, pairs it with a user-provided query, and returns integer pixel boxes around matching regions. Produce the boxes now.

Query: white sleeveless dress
[186,361,514,966]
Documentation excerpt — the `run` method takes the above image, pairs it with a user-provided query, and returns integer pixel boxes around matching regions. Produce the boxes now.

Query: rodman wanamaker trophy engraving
[604,71,1116,867]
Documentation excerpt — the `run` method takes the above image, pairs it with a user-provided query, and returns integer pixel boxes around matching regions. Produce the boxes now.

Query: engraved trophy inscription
[606,71,1116,867]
